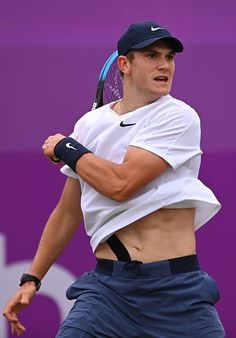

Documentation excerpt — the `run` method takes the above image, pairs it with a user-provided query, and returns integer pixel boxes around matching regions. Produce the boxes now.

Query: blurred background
[0,0,235,337]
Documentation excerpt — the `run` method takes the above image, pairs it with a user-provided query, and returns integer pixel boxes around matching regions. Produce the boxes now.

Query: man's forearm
[42,134,169,202]
[28,206,81,280]
[42,135,126,201]
[75,153,127,201]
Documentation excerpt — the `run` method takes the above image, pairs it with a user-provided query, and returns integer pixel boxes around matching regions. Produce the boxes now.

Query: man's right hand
[2,282,37,336]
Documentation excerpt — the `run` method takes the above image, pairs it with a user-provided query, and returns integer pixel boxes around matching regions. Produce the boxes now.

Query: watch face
[20,273,27,282]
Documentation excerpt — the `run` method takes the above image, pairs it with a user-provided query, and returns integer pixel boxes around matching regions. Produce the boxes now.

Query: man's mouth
[154,76,168,82]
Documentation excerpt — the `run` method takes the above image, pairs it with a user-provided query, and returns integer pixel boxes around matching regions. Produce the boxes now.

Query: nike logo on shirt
[120,121,136,127]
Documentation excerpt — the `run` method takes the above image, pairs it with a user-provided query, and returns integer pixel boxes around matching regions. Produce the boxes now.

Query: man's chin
[153,89,170,99]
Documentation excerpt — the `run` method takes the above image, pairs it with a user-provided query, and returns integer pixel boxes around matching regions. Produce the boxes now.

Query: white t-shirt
[61,95,221,252]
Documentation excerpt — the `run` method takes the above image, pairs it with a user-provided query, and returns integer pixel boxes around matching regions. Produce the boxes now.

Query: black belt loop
[106,234,132,261]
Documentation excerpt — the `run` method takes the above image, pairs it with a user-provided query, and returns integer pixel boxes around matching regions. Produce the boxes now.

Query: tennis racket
[51,51,122,163]
[92,50,123,110]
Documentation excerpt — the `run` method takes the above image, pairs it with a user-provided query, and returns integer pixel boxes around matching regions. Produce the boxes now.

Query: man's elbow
[108,181,134,202]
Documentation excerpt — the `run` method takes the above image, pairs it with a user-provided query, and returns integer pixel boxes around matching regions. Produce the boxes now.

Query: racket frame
[92,51,119,110]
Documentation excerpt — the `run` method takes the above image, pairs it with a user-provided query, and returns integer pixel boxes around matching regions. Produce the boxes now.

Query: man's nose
[157,57,169,70]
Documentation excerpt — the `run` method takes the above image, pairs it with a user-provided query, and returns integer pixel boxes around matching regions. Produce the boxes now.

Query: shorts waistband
[95,255,200,278]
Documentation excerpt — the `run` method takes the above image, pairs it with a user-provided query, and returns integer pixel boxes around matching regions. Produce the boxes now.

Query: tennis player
[3,20,225,337]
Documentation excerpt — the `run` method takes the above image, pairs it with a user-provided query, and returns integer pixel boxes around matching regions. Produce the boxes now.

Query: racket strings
[103,62,123,105]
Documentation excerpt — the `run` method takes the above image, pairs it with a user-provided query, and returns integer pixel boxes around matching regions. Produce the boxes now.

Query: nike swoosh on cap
[120,121,136,127]
[151,27,165,32]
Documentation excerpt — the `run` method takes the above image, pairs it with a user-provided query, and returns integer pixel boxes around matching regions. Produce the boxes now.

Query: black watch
[19,273,41,291]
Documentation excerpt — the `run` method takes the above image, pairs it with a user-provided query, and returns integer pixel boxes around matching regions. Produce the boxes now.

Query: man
[3,20,225,337]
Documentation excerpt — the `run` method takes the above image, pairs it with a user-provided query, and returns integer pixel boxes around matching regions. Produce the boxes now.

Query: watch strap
[19,273,41,291]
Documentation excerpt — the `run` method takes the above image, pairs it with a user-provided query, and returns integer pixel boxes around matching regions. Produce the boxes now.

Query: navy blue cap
[117,20,184,55]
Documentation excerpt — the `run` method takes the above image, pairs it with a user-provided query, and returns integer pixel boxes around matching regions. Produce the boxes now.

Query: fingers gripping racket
[92,50,123,110]
[51,51,122,163]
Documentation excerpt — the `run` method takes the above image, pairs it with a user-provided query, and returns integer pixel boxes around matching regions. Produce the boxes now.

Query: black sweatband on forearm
[54,137,91,172]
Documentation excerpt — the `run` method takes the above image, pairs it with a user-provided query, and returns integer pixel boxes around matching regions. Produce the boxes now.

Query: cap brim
[132,36,184,53]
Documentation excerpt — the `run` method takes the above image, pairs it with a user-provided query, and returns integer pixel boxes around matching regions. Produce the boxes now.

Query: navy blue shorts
[56,255,225,337]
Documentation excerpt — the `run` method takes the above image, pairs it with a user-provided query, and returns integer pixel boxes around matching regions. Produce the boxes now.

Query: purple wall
[1,1,235,337]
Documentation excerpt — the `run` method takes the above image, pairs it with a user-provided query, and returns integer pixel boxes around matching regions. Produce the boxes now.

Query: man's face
[125,42,176,101]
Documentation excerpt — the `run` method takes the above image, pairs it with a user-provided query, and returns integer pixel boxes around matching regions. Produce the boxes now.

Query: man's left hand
[42,133,65,161]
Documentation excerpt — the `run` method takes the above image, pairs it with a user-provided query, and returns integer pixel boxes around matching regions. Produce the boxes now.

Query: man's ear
[117,55,131,75]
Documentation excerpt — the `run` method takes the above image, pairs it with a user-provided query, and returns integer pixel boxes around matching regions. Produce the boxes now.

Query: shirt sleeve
[129,107,202,169]
[68,114,87,143]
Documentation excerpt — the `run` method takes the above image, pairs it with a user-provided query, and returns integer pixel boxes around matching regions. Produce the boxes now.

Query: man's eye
[147,53,156,59]
[167,54,175,60]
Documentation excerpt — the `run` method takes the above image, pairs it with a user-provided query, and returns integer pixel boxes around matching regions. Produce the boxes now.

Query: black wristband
[54,137,91,172]
[19,273,41,291]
